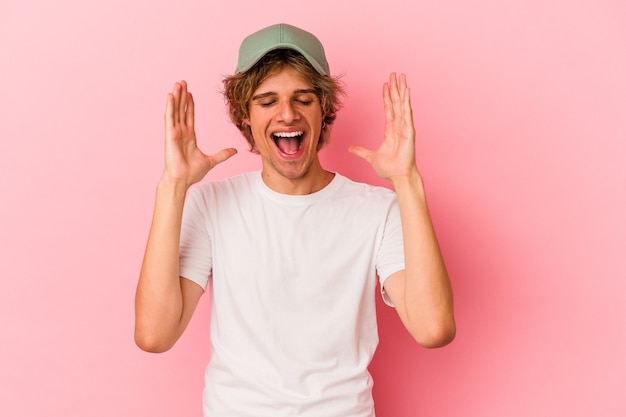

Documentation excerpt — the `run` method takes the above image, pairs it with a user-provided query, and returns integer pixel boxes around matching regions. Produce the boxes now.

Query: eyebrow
[251,89,317,101]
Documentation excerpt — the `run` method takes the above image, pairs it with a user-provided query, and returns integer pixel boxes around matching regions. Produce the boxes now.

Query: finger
[171,82,182,125]
[209,148,238,166]
[165,92,175,133]
[397,73,406,106]
[179,80,188,126]
[398,75,414,126]
[398,73,407,92]
[383,82,394,122]
[186,92,195,130]
[389,73,402,118]
[389,72,397,90]
[348,145,373,162]
[404,86,414,123]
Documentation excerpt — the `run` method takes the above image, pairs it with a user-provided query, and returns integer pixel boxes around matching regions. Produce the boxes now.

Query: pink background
[1,0,625,416]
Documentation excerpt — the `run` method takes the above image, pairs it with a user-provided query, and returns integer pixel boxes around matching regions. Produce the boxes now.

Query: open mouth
[272,131,304,155]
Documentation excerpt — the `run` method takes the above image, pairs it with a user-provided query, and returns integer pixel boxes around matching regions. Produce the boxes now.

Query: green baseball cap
[235,23,330,76]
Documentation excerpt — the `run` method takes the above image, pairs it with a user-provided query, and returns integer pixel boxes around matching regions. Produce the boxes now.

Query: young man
[135,23,455,417]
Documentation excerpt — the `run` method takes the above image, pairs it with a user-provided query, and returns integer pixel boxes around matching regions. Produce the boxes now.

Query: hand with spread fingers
[349,73,418,183]
[163,80,237,187]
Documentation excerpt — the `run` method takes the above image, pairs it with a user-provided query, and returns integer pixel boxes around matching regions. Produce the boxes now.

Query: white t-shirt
[179,171,405,417]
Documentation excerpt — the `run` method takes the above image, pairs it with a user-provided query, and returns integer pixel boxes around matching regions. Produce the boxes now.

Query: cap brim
[236,44,328,76]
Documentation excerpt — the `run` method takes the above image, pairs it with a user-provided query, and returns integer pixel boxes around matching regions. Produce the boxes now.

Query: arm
[134,81,237,353]
[349,73,455,348]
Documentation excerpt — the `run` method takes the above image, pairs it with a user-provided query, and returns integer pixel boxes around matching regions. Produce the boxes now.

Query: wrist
[157,176,191,197]
[390,169,423,190]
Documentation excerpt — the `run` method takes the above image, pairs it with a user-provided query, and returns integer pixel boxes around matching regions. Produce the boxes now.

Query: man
[135,23,455,417]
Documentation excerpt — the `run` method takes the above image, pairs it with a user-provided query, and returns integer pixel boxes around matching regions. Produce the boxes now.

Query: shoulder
[185,171,261,212]
[323,174,399,223]
[190,171,259,197]
[333,173,397,204]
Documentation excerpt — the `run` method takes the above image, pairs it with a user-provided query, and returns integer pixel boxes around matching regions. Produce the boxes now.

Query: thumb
[348,145,372,162]
[209,148,238,166]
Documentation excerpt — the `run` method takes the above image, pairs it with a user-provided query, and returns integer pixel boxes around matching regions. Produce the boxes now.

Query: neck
[261,161,335,195]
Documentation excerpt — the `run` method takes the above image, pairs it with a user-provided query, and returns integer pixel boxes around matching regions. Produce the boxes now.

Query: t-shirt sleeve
[376,197,405,307]
[179,186,212,291]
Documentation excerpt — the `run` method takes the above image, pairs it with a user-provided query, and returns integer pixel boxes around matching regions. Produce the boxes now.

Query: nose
[276,100,299,124]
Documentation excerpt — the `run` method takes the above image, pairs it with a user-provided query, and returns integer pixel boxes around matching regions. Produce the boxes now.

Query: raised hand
[348,73,418,182]
[163,81,237,187]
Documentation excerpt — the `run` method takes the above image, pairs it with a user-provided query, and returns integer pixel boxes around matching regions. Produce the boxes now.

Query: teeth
[273,131,303,138]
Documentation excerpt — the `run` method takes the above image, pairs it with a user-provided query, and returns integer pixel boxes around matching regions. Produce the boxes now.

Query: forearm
[135,179,189,352]
[391,172,456,346]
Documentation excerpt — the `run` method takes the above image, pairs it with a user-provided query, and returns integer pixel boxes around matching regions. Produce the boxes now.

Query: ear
[242,118,251,126]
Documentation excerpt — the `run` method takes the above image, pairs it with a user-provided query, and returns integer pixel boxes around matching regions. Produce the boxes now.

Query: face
[245,66,325,189]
